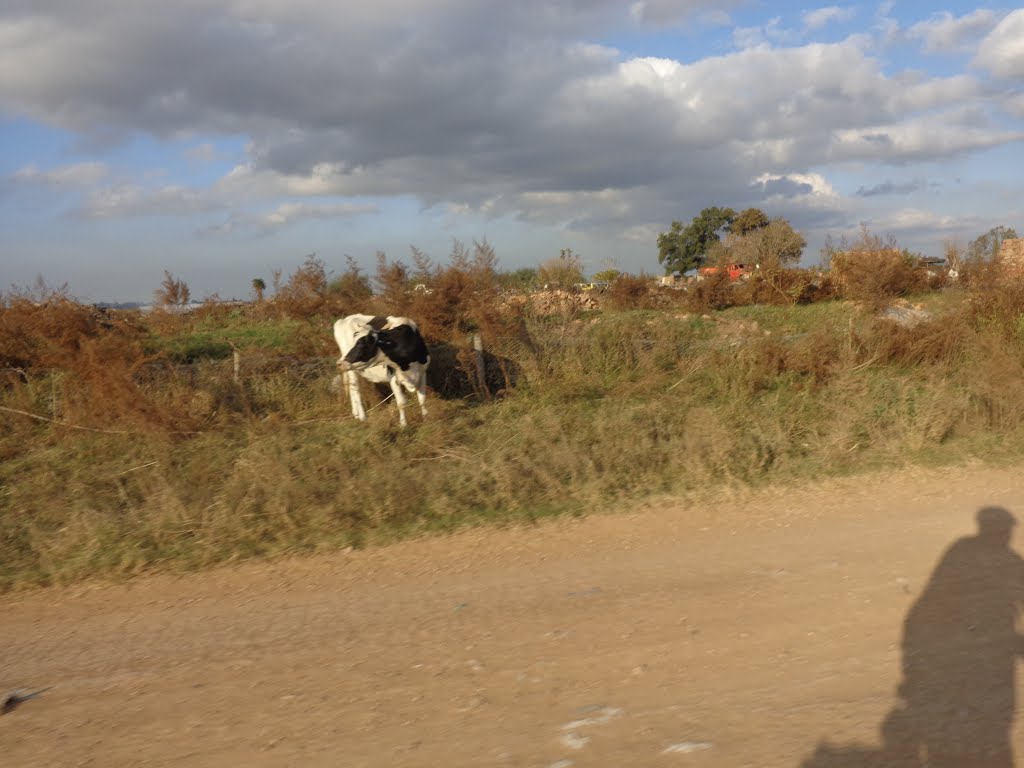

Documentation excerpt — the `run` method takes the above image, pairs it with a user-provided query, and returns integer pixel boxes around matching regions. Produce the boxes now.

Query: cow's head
[338,329,381,371]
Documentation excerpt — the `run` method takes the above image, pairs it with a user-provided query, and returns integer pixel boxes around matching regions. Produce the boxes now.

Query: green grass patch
[143,318,307,361]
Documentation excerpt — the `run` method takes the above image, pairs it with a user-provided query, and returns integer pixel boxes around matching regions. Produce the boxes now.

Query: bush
[830,248,927,305]
[603,274,658,311]
[684,270,735,312]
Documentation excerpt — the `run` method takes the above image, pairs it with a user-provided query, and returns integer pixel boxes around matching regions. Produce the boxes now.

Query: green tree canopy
[726,217,806,269]
[729,208,770,236]
[251,277,266,303]
[497,267,538,291]
[657,206,736,274]
[328,256,373,303]
[591,269,622,284]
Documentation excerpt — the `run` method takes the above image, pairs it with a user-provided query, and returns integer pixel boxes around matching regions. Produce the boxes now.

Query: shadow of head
[977,506,1017,545]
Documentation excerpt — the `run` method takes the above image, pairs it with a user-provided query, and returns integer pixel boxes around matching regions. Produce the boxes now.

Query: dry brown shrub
[960,277,1024,343]
[736,268,836,306]
[829,248,927,306]
[731,334,789,392]
[382,241,527,344]
[326,255,374,315]
[274,254,330,319]
[684,271,735,312]
[863,317,967,369]
[603,274,658,311]
[0,298,182,430]
[961,330,1024,431]
[372,251,413,317]
[782,327,846,384]
[153,271,191,308]
[0,298,129,370]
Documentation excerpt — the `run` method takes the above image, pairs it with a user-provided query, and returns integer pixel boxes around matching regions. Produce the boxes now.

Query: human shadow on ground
[800,506,1024,768]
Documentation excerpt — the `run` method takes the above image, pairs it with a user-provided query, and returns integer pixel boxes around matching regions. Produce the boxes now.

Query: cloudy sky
[2,1,1023,301]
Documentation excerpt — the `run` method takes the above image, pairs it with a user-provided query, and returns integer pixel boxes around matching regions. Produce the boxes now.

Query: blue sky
[1,1,1023,302]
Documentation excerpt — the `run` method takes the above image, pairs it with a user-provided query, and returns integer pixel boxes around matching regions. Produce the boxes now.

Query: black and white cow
[333,314,430,427]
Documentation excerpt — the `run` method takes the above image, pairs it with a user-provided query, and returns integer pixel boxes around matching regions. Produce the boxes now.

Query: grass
[4,283,1024,591]
[142,316,309,361]
[718,299,858,335]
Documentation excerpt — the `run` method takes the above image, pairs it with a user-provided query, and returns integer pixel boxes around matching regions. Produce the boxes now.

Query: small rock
[561,706,622,730]
[560,733,590,750]
[663,741,713,754]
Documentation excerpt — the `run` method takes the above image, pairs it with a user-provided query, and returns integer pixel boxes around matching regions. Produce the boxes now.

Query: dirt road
[3,463,1024,767]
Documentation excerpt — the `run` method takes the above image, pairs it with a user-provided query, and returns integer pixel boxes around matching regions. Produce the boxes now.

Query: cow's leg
[388,375,409,428]
[414,374,428,418]
[396,372,427,421]
[346,370,367,421]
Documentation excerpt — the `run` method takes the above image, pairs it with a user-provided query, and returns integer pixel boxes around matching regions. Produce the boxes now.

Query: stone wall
[999,238,1024,274]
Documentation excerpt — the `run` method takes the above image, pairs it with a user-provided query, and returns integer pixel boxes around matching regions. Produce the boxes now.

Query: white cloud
[802,6,855,32]
[260,201,376,230]
[1005,93,1024,119]
[855,179,926,198]
[629,0,741,25]
[874,1,901,45]
[974,9,1024,78]
[13,161,108,186]
[909,9,998,55]
[201,201,378,236]
[752,172,842,211]
[732,16,798,49]
[77,184,219,218]
[829,110,1024,163]
[863,207,965,233]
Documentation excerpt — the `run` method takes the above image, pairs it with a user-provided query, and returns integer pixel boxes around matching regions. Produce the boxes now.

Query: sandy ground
[3,462,1024,767]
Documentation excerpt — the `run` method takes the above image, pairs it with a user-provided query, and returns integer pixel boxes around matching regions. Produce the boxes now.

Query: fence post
[51,371,62,421]
[231,344,241,384]
[473,334,491,400]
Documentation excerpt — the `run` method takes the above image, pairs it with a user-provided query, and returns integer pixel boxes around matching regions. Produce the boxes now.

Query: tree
[592,269,622,284]
[537,248,585,287]
[154,270,190,308]
[374,250,412,309]
[657,206,736,274]
[729,208,770,236]
[497,267,538,291]
[328,256,373,303]
[251,277,266,303]
[276,254,329,317]
[967,225,1019,263]
[727,217,806,269]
